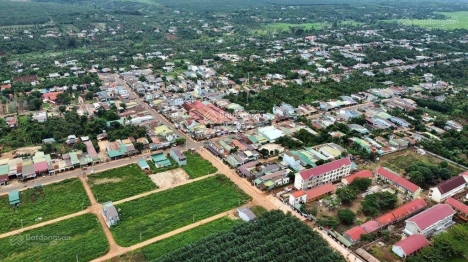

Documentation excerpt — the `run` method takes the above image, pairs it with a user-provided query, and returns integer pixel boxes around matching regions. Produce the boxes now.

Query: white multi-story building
[404,204,455,237]
[294,157,352,190]
[428,176,467,203]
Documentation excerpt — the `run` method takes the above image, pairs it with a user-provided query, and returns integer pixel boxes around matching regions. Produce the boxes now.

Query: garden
[182,152,218,178]
[0,178,90,234]
[0,214,109,262]
[88,164,156,203]
[111,174,251,246]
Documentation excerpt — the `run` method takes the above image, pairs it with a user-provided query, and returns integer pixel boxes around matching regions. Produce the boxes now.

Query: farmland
[182,152,218,178]
[88,164,156,203]
[111,217,240,261]
[111,174,251,246]
[0,178,90,234]
[0,214,109,262]
[157,211,345,262]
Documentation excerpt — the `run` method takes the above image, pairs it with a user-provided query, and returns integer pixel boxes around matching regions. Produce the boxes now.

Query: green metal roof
[9,190,20,205]
[0,165,8,176]
[69,152,80,165]
[264,180,275,187]
[108,150,123,158]
[137,160,149,169]
[254,178,263,185]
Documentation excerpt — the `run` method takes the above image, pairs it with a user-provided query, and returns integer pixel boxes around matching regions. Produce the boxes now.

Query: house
[392,234,429,258]
[169,147,187,166]
[102,202,120,227]
[445,197,468,221]
[294,157,352,190]
[375,167,421,198]
[9,190,20,206]
[151,152,172,167]
[5,115,18,128]
[0,164,9,185]
[404,204,455,237]
[288,183,335,206]
[258,126,285,142]
[389,117,411,128]
[237,206,256,222]
[428,176,467,203]
[32,112,47,123]
[341,170,372,185]
[137,159,150,170]
[42,138,56,144]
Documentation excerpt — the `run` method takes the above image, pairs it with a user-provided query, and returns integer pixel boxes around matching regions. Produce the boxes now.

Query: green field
[252,20,362,34]
[384,12,468,30]
[111,174,251,246]
[111,217,240,261]
[182,152,218,178]
[89,164,156,203]
[0,178,90,234]
[0,214,109,262]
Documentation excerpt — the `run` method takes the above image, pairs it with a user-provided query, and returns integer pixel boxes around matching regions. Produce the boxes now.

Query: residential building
[169,147,187,166]
[102,202,120,227]
[137,159,150,170]
[404,204,455,237]
[294,158,352,190]
[375,167,421,198]
[392,234,429,258]
[288,183,335,206]
[428,176,467,203]
[151,152,172,167]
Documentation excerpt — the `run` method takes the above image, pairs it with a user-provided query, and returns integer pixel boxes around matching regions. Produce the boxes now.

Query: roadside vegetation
[182,152,218,178]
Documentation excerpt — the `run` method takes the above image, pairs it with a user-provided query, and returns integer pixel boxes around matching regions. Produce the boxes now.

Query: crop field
[0,178,90,234]
[89,164,156,203]
[383,12,468,30]
[111,174,251,246]
[182,152,218,178]
[0,214,109,262]
[111,217,240,261]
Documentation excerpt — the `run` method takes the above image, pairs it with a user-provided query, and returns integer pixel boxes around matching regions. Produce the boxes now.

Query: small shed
[237,206,256,222]
[9,190,20,206]
[102,201,120,227]
[137,159,150,170]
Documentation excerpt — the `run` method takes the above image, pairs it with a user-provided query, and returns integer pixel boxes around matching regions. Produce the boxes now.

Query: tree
[439,161,448,168]
[135,142,144,153]
[439,168,452,180]
[84,92,94,100]
[260,148,269,157]
[317,216,340,228]
[174,138,186,146]
[350,178,372,192]
[59,105,67,114]
[56,93,71,105]
[73,142,87,152]
[338,209,356,225]
[409,171,424,185]
[336,187,357,204]
[362,192,398,216]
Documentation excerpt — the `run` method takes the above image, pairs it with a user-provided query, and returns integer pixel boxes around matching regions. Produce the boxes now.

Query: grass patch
[89,164,156,203]
[0,214,109,262]
[250,205,268,217]
[111,174,251,246]
[382,12,468,30]
[111,217,240,261]
[0,178,90,234]
[182,152,217,178]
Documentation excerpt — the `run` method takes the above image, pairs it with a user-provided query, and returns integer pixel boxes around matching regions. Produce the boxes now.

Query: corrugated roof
[305,183,335,200]
[361,220,380,234]
[344,226,367,242]
[393,234,429,256]
[445,197,468,215]
[391,198,427,221]
[300,157,351,180]
[376,166,420,193]
[406,204,455,231]
[344,170,372,184]
[435,176,466,195]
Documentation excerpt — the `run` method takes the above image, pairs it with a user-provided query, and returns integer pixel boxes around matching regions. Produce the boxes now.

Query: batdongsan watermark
[397,18,458,28]
[10,234,72,246]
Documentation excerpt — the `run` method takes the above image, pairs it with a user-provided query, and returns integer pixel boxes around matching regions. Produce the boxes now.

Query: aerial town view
[0,0,468,261]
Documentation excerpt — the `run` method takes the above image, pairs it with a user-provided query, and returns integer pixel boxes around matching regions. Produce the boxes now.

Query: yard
[110,217,240,261]
[88,164,156,203]
[0,214,109,262]
[182,152,218,178]
[111,174,251,246]
[0,178,90,234]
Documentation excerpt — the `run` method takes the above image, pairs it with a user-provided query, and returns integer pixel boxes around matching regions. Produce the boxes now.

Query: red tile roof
[406,204,455,231]
[376,166,420,193]
[361,220,380,233]
[344,170,372,184]
[42,91,63,101]
[435,176,466,195]
[344,226,367,242]
[291,190,306,198]
[445,197,468,215]
[305,183,335,200]
[391,198,427,221]
[375,212,397,227]
[393,234,429,256]
[1,83,11,90]
[300,157,351,180]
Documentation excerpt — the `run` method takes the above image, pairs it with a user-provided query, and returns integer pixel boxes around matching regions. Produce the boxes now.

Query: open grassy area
[0,214,109,262]
[182,152,218,178]
[0,178,90,234]
[361,149,466,175]
[111,174,251,246]
[110,217,240,262]
[88,164,156,203]
[383,12,468,30]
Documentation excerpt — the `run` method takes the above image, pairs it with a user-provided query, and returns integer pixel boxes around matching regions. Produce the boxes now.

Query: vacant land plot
[0,214,109,262]
[148,168,189,188]
[383,12,468,30]
[112,174,251,246]
[89,164,156,203]
[182,152,218,178]
[0,178,90,234]
[110,217,240,262]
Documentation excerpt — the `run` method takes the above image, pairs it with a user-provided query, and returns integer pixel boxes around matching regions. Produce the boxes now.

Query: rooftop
[393,234,429,256]
[300,157,351,180]
[406,204,455,231]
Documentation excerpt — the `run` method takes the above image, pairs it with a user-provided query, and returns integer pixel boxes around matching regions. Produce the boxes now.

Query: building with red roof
[341,170,372,185]
[428,175,467,203]
[392,234,429,258]
[343,226,368,243]
[294,157,352,190]
[375,166,421,198]
[288,183,335,206]
[361,220,380,234]
[404,204,455,237]
[42,91,63,102]
[445,197,468,221]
